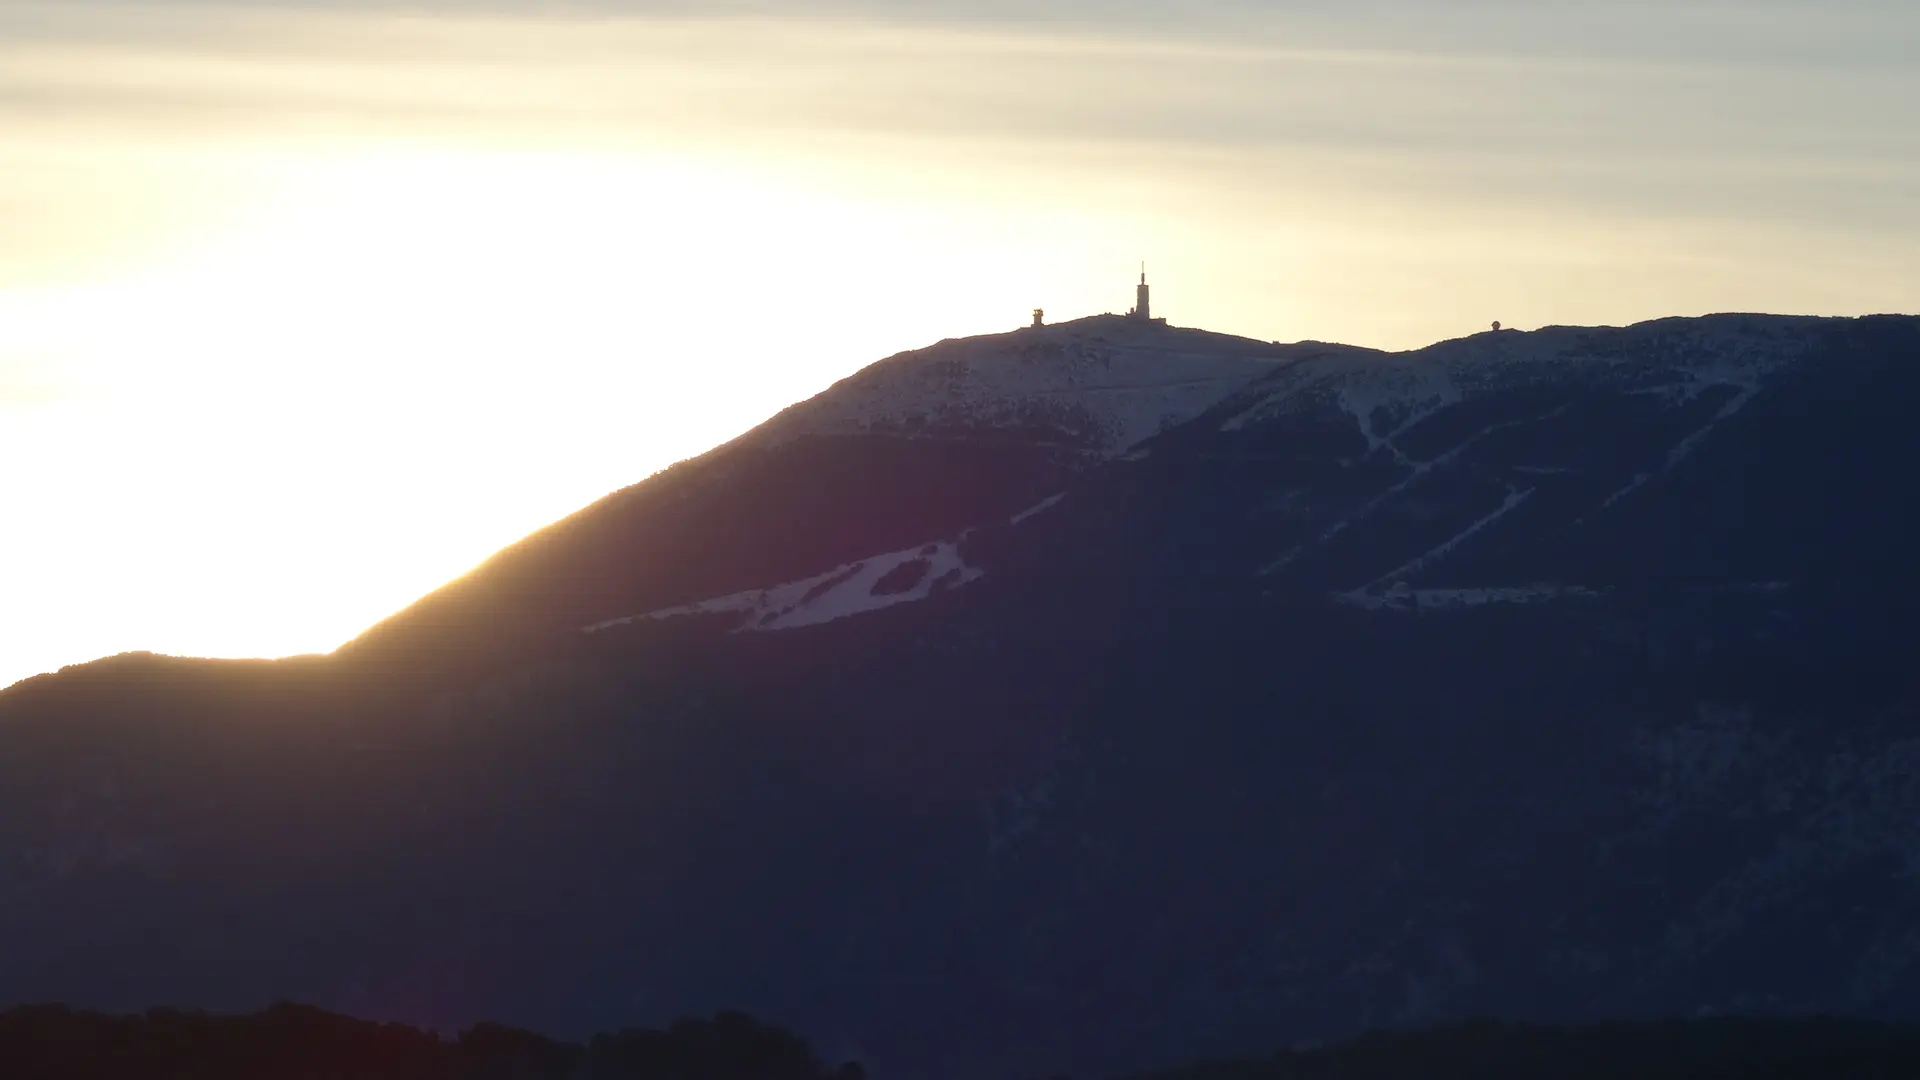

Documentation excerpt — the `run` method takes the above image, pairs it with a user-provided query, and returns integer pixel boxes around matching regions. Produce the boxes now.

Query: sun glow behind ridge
[0,146,1122,685]
[2,2,1917,689]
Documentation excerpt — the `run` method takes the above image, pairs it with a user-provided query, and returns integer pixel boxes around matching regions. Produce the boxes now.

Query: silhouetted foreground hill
[0,1003,862,1080]
[5,313,1920,1080]
[8,1004,1920,1080]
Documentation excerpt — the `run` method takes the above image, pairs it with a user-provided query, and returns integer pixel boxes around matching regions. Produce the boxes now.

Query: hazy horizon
[4,0,1917,691]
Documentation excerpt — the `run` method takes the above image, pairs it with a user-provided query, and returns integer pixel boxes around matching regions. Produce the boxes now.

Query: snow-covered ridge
[584,538,983,636]
[1220,315,1828,435]
[749,315,1285,456]
[1239,317,1832,579]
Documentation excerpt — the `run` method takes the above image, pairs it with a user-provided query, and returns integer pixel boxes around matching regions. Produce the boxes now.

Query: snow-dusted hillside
[1202,314,1839,599]
[1221,315,1821,436]
[749,315,1287,456]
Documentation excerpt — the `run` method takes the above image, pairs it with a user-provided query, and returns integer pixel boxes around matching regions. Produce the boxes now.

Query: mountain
[3,311,1919,1080]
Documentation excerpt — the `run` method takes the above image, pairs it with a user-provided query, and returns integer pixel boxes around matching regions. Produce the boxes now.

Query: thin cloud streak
[6,5,1916,224]
[32,0,1920,71]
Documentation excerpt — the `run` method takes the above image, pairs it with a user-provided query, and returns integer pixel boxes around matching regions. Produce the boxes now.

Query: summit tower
[1130,264,1151,321]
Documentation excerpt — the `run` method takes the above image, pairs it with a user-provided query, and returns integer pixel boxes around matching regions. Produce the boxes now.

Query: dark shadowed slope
[3,312,1919,1080]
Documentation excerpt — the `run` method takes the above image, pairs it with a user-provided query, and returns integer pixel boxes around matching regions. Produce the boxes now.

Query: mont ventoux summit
[4,269,1920,1080]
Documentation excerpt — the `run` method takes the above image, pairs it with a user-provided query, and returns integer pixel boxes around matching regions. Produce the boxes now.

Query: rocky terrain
[3,311,1918,1080]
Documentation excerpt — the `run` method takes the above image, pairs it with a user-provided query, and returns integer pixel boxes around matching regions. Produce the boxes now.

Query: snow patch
[1360,486,1535,590]
[1258,544,1305,575]
[1260,406,1567,576]
[584,539,984,636]
[1338,583,1601,612]
[1009,493,1067,526]
[1331,368,1462,464]
[1593,383,1759,514]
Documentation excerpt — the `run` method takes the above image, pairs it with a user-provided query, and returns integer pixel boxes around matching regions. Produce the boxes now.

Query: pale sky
[2,0,1916,689]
